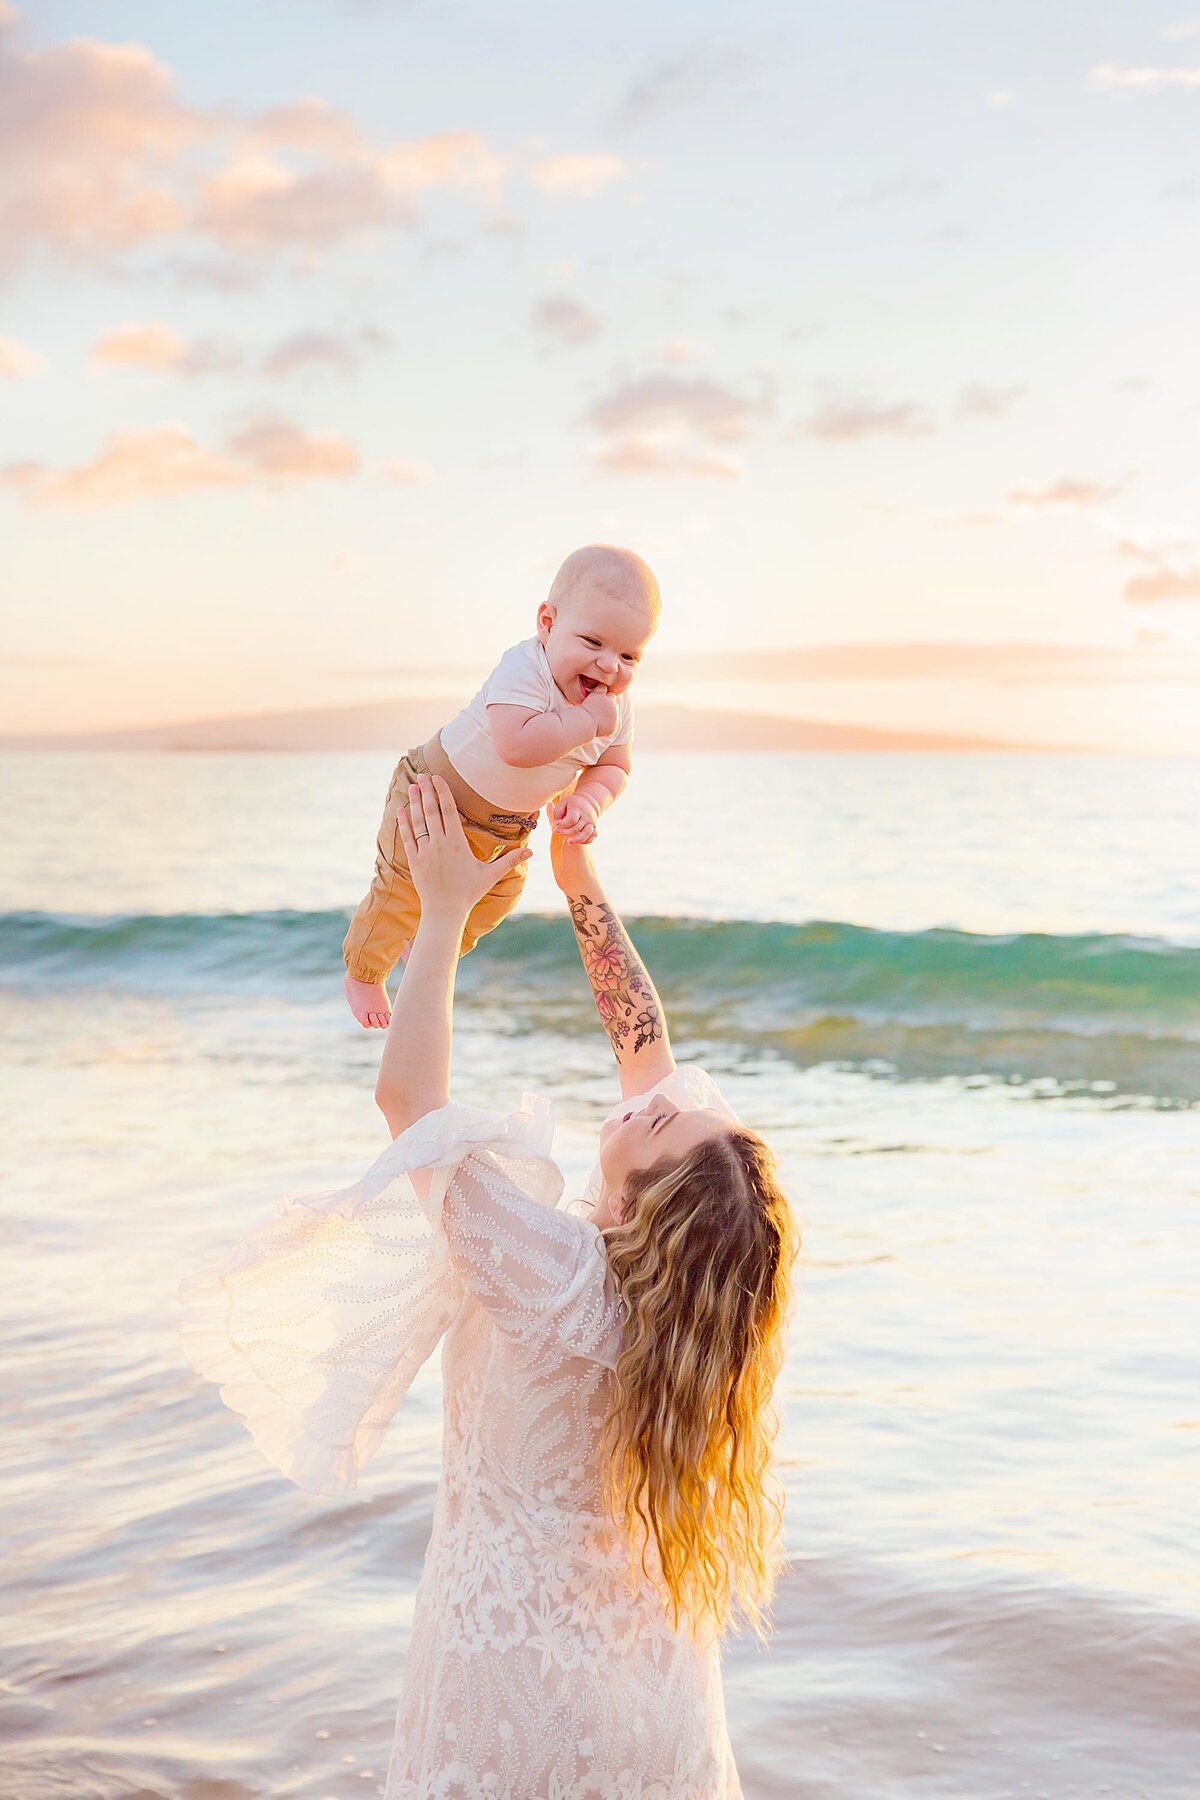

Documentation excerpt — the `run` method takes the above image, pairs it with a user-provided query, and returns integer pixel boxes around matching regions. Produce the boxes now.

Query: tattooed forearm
[567,891,664,1057]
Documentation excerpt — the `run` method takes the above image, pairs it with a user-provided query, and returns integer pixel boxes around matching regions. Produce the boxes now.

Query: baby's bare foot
[344,971,391,1029]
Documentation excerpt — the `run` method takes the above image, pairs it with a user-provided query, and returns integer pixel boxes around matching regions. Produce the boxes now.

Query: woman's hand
[399,775,531,920]
[548,807,598,894]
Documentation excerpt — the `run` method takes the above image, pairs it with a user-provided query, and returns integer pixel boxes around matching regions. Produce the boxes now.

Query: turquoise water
[1,751,1198,1799]
[5,907,1198,1102]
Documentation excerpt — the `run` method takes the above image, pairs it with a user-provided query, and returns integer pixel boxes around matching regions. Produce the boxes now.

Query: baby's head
[537,545,661,707]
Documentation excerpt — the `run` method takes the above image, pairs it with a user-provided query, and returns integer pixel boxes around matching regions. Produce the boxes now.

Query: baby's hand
[550,791,601,845]
[580,687,619,738]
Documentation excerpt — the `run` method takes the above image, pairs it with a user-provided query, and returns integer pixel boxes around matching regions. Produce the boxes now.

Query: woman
[179,774,797,1800]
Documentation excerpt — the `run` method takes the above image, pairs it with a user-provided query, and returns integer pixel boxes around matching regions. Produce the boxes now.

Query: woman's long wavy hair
[600,1127,798,1641]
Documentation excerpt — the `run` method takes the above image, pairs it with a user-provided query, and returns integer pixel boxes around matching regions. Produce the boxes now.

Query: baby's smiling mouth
[578,675,605,697]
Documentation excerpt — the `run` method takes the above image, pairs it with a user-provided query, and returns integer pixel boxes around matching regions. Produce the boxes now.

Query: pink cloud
[1124,566,1200,602]
[528,153,624,197]
[595,438,740,479]
[1006,476,1126,512]
[581,371,764,480]
[584,373,759,443]
[261,326,389,378]
[803,394,936,440]
[194,155,405,250]
[0,26,200,272]
[530,295,601,345]
[247,97,364,160]
[90,319,241,375]
[0,16,508,272]
[90,320,186,367]
[13,425,246,507]
[5,415,360,507]
[0,333,43,376]
[227,415,359,478]
[381,459,434,484]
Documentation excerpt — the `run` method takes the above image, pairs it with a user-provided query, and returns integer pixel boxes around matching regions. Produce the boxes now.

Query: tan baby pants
[342,733,539,983]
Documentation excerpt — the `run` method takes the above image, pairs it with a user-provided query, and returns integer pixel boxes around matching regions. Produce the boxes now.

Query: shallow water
[1,751,1198,1798]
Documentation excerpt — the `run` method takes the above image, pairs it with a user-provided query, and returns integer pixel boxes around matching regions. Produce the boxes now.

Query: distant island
[1,694,1059,753]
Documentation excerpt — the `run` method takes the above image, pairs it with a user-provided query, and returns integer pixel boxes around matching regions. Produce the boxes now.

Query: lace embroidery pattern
[179,1076,746,1798]
[384,1151,742,1798]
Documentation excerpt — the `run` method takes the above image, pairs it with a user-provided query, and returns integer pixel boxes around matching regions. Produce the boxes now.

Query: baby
[343,543,661,1028]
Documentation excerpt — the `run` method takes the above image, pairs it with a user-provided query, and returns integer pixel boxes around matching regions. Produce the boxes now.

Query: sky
[2,0,1199,746]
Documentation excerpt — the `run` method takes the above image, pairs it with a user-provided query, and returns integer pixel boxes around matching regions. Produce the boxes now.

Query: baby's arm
[489,689,617,769]
[551,746,631,844]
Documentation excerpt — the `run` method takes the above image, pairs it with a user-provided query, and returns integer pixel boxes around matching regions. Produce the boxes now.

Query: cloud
[0,459,44,489]
[987,89,1016,107]
[381,458,434,483]
[613,49,754,131]
[0,14,508,273]
[1163,177,1200,198]
[210,130,501,250]
[1006,476,1127,512]
[662,339,707,363]
[158,254,260,291]
[1115,536,1164,562]
[4,415,360,507]
[90,320,186,368]
[6,426,245,507]
[1114,532,1195,562]
[0,28,200,274]
[528,154,625,197]
[1124,567,1200,602]
[1112,529,1200,602]
[1163,21,1200,39]
[89,319,242,374]
[194,130,504,252]
[247,96,365,160]
[227,415,359,478]
[91,319,388,378]
[585,372,760,442]
[581,370,765,479]
[530,295,601,345]
[1089,62,1200,90]
[594,439,740,479]
[956,382,1025,419]
[261,325,390,377]
[0,334,43,377]
[194,154,404,249]
[802,393,936,440]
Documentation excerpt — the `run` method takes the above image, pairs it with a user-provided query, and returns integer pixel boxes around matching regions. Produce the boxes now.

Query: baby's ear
[536,601,556,641]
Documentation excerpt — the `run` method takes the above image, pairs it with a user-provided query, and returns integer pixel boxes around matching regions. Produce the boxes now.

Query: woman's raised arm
[549,829,676,1100]
[375,776,531,1138]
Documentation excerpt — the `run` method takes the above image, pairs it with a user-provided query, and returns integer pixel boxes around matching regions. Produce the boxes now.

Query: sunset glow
[3,1,1199,750]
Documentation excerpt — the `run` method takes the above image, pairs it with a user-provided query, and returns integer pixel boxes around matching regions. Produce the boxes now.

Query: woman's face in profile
[594,1096,730,1228]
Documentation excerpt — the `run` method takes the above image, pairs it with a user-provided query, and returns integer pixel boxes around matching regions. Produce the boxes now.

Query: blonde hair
[600,1128,798,1641]
[547,543,662,629]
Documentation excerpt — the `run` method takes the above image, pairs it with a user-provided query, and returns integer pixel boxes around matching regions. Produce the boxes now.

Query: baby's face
[537,586,656,707]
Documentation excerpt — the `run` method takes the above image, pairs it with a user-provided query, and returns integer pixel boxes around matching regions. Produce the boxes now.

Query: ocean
[1,749,1198,1800]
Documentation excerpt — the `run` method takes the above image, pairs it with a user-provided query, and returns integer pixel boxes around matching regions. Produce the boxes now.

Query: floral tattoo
[567,891,663,1056]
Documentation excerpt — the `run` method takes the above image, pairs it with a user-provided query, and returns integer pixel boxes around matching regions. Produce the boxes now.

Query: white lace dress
[178,1065,745,1800]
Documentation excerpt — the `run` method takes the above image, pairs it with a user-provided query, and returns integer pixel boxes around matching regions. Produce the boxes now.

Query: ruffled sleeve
[177,1095,560,1498]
